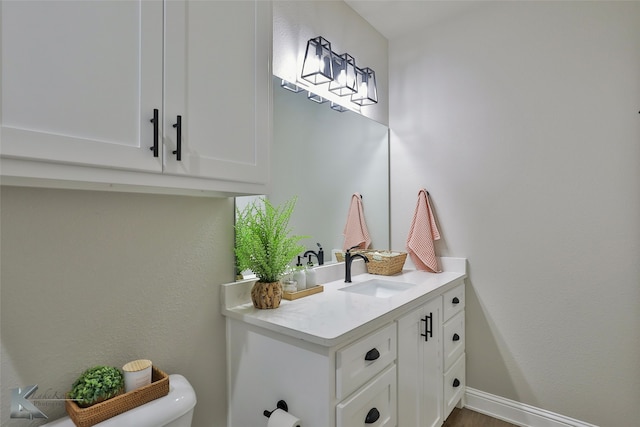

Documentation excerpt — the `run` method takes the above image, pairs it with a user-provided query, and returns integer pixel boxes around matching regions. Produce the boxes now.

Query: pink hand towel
[406,189,441,273]
[343,193,371,251]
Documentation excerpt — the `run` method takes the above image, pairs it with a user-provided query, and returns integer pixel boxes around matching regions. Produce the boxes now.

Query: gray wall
[0,187,234,426]
[389,2,640,425]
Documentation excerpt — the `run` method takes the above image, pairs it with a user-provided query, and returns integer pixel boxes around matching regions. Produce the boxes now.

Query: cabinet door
[397,297,443,427]
[163,0,271,184]
[1,0,163,172]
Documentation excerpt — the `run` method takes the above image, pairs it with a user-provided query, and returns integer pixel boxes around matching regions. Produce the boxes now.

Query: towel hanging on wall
[406,188,441,273]
[343,193,371,251]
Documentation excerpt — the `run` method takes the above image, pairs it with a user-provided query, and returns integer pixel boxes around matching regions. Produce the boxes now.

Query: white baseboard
[464,387,599,427]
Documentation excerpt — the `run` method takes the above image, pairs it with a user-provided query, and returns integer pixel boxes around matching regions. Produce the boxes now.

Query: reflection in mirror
[236,76,389,265]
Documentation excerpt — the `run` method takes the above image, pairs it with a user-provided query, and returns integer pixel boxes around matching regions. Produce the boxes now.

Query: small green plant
[68,366,124,407]
[235,196,306,283]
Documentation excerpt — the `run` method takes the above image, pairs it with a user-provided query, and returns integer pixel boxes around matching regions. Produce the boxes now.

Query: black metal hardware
[344,245,369,283]
[420,313,433,342]
[453,378,461,388]
[364,348,380,361]
[263,400,288,418]
[172,115,182,161]
[365,408,380,424]
[452,333,460,342]
[149,108,159,157]
[452,297,460,305]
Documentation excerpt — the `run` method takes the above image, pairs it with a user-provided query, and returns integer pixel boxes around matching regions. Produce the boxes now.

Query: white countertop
[221,257,467,347]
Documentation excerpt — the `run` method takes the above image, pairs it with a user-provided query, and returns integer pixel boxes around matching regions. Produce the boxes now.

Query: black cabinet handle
[365,408,380,424]
[452,297,460,305]
[149,108,159,157]
[420,313,433,342]
[452,333,460,342]
[172,115,182,161]
[364,348,380,361]
[453,378,461,388]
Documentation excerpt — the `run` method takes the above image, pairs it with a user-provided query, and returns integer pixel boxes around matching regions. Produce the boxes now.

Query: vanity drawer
[444,353,465,420]
[337,364,397,427]
[443,311,465,371]
[443,283,465,322]
[336,323,396,400]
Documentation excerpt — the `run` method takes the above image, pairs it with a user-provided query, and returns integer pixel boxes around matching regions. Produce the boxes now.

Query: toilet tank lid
[103,374,197,427]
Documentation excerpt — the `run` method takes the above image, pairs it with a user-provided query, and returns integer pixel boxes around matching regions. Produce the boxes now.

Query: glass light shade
[351,67,378,106]
[301,37,334,85]
[307,91,327,104]
[281,79,303,93]
[330,102,349,112]
[329,53,357,96]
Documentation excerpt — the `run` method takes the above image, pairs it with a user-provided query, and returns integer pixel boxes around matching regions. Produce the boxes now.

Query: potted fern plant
[235,196,306,309]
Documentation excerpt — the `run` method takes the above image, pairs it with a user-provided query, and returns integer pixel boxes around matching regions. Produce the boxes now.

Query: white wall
[0,187,235,427]
[389,2,639,425]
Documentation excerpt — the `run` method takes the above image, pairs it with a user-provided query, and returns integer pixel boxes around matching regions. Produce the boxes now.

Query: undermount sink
[339,279,415,298]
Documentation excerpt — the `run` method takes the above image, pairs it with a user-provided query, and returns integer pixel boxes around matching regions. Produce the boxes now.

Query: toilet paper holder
[263,400,289,418]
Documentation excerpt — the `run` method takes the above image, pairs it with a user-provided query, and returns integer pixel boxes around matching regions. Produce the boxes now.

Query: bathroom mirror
[236,76,389,264]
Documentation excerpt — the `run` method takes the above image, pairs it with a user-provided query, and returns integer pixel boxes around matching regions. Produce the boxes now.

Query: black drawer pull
[364,348,380,361]
[420,313,433,342]
[452,333,460,342]
[365,407,380,424]
[172,115,182,161]
[453,378,461,388]
[452,297,460,305]
[149,108,159,157]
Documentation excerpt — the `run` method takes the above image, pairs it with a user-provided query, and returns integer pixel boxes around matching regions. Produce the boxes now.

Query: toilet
[42,374,197,427]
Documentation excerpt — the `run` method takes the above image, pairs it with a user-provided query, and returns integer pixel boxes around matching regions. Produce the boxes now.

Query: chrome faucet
[344,245,369,282]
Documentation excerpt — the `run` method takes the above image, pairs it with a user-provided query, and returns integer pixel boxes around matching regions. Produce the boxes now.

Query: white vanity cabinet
[397,282,466,426]
[226,319,397,427]
[1,0,271,195]
[222,263,468,427]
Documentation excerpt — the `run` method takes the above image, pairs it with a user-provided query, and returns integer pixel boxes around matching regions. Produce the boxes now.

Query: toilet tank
[42,374,197,427]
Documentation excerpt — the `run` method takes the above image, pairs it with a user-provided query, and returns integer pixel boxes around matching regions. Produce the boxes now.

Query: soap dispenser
[316,242,325,266]
[305,255,317,287]
[293,256,306,290]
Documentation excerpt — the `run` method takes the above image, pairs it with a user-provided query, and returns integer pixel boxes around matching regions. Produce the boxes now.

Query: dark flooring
[443,408,519,427]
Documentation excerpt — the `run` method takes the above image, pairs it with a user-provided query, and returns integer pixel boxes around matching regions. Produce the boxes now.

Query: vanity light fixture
[301,36,334,85]
[301,37,378,107]
[329,53,357,96]
[351,67,378,106]
[280,79,303,93]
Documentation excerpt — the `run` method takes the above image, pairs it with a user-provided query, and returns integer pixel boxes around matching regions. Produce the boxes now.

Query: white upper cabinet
[1,0,163,172]
[1,0,271,195]
[163,0,270,185]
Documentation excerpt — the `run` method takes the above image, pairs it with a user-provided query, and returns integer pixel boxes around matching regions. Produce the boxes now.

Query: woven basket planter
[251,281,283,309]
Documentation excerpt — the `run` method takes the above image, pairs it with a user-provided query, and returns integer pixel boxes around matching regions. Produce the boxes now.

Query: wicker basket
[66,366,169,427]
[365,251,407,275]
[336,250,407,276]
